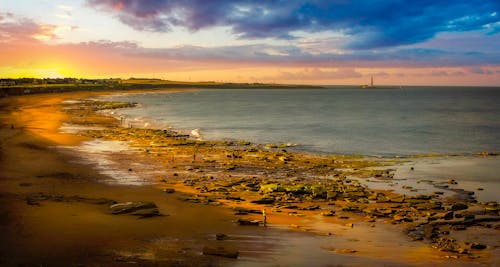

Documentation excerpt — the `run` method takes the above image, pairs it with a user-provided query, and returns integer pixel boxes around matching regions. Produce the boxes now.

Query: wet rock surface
[109,201,161,218]
[202,246,239,258]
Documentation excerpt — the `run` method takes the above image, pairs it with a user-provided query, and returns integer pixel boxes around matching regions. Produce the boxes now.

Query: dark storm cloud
[86,0,500,49]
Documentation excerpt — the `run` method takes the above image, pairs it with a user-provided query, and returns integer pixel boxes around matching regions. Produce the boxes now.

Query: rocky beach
[0,90,499,266]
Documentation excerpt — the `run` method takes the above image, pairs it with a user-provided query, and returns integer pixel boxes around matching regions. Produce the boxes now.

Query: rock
[216,233,230,240]
[411,194,432,200]
[463,214,475,220]
[300,205,320,211]
[202,246,239,258]
[447,178,458,185]
[131,208,160,218]
[163,188,175,194]
[390,195,406,203]
[424,224,438,240]
[178,197,202,203]
[260,183,284,193]
[251,197,275,204]
[341,205,362,212]
[405,223,438,241]
[414,201,443,211]
[328,248,358,254]
[393,214,413,222]
[109,201,160,218]
[225,165,236,171]
[237,218,260,226]
[26,198,40,206]
[286,185,308,195]
[233,207,261,215]
[451,203,468,211]
[321,210,335,216]
[225,196,244,201]
[470,242,487,250]
[308,185,327,199]
[443,211,454,220]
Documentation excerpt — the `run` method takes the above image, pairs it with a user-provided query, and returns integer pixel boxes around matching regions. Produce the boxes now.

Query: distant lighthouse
[361,76,376,88]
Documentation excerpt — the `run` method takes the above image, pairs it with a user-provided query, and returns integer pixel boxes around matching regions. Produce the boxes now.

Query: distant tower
[370,76,374,87]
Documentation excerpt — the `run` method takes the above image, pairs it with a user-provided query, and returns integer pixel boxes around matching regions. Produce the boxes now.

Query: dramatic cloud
[87,0,500,49]
[0,12,59,43]
[0,12,498,69]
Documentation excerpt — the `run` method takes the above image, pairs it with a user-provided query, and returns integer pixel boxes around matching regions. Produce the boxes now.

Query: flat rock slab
[237,218,260,226]
[202,246,239,258]
[109,201,160,218]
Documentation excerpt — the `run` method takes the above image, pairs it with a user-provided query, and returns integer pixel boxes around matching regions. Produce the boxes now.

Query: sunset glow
[1,0,499,85]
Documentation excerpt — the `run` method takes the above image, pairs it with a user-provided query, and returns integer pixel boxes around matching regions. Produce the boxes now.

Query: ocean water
[106,86,500,157]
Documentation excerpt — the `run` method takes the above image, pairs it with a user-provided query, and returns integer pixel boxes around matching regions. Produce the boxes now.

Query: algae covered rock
[260,183,285,193]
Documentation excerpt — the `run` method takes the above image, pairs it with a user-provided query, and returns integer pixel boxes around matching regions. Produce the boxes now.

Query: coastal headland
[0,85,499,266]
[0,78,323,98]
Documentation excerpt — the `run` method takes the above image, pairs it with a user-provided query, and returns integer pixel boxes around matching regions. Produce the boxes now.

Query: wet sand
[1,91,499,266]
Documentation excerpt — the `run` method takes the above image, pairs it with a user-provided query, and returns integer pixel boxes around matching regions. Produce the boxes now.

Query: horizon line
[1,77,498,88]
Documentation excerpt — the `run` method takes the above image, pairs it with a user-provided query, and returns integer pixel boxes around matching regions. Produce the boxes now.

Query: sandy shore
[1,91,499,266]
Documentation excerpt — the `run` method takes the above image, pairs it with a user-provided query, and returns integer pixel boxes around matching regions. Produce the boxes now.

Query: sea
[105,86,500,157]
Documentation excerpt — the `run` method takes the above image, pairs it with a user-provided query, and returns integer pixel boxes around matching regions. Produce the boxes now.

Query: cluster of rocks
[63,99,500,258]
[176,173,500,256]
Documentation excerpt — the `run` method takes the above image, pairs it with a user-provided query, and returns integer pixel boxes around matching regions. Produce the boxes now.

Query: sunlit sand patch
[58,140,152,186]
[59,123,105,134]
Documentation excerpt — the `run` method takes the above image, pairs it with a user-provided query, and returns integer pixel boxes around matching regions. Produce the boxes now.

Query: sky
[0,0,499,86]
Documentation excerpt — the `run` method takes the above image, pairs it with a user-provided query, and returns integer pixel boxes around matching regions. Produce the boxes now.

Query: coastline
[1,90,499,266]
